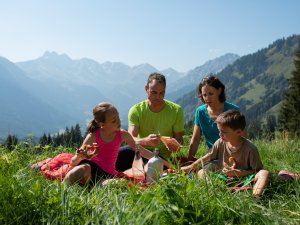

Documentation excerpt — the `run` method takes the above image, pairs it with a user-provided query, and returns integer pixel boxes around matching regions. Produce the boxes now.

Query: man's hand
[145,134,161,146]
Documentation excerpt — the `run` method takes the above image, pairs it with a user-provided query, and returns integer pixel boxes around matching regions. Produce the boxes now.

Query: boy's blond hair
[215,110,246,130]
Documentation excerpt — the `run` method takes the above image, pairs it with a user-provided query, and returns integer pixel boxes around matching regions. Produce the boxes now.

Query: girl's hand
[88,143,99,159]
[76,148,88,158]
[76,143,99,159]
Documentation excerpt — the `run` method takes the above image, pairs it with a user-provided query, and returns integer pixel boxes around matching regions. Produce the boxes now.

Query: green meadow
[0,134,299,225]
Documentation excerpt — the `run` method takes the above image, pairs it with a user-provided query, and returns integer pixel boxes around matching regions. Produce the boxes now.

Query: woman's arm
[187,125,201,161]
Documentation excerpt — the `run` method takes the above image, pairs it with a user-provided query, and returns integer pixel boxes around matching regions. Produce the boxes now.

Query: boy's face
[217,124,242,143]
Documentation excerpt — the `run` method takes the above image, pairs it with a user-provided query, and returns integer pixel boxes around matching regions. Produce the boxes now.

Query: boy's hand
[223,169,249,178]
[180,164,195,174]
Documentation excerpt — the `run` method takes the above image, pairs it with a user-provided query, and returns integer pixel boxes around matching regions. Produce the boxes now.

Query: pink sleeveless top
[90,129,122,175]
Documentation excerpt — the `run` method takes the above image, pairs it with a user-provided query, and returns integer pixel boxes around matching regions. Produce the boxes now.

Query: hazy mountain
[0,57,76,137]
[166,53,240,100]
[17,53,161,126]
[1,50,171,138]
[177,35,300,132]
[1,45,276,139]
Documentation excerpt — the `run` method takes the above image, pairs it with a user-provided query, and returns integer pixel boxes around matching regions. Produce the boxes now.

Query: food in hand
[76,143,99,158]
[160,136,181,152]
[228,157,236,169]
[222,156,237,175]
[90,143,99,155]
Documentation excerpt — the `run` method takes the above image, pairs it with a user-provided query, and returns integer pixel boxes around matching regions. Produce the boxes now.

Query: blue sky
[1,0,300,71]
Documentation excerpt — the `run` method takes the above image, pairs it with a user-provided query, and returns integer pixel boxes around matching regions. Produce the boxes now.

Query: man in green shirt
[116,72,184,171]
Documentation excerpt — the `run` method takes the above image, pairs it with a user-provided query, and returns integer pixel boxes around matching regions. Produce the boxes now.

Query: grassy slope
[0,136,299,225]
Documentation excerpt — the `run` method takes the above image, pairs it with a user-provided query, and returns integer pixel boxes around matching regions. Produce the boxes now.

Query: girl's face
[101,108,121,132]
[200,85,222,106]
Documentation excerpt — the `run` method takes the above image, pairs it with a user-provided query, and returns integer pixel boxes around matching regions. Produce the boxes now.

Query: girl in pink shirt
[63,102,137,186]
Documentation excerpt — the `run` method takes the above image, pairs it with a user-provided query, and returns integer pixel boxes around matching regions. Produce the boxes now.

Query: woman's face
[200,85,222,106]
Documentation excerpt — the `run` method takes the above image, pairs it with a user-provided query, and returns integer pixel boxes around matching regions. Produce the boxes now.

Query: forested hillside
[177,34,300,136]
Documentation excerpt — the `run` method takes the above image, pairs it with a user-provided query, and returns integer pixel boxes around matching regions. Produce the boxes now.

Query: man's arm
[128,125,161,147]
[173,131,184,145]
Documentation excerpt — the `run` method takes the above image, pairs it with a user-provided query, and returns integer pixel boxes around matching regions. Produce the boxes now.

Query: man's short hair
[216,110,246,130]
[147,72,166,87]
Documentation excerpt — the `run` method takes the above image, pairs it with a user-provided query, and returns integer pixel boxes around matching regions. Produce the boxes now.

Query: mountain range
[1,34,299,139]
[177,34,300,136]
[0,51,238,138]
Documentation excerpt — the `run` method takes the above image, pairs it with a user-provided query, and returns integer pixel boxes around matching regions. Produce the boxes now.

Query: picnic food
[76,143,99,158]
[160,136,181,152]
[228,157,236,169]
[223,156,237,173]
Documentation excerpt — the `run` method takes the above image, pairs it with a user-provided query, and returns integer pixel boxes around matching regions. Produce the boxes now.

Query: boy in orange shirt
[181,110,270,198]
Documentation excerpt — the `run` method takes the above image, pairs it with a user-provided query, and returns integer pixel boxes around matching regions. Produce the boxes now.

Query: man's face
[145,79,165,106]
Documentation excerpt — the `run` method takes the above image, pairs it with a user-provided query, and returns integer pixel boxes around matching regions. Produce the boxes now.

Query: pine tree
[5,134,18,150]
[74,123,83,147]
[47,134,52,145]
[39,133,48,146]
[278,51,300,135]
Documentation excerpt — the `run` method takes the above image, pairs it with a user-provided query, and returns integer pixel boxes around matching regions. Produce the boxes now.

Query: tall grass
[0,135,299,224]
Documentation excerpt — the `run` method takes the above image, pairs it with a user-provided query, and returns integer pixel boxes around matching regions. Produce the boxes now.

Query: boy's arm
[223,169,254,178]
[181,153,211,173]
